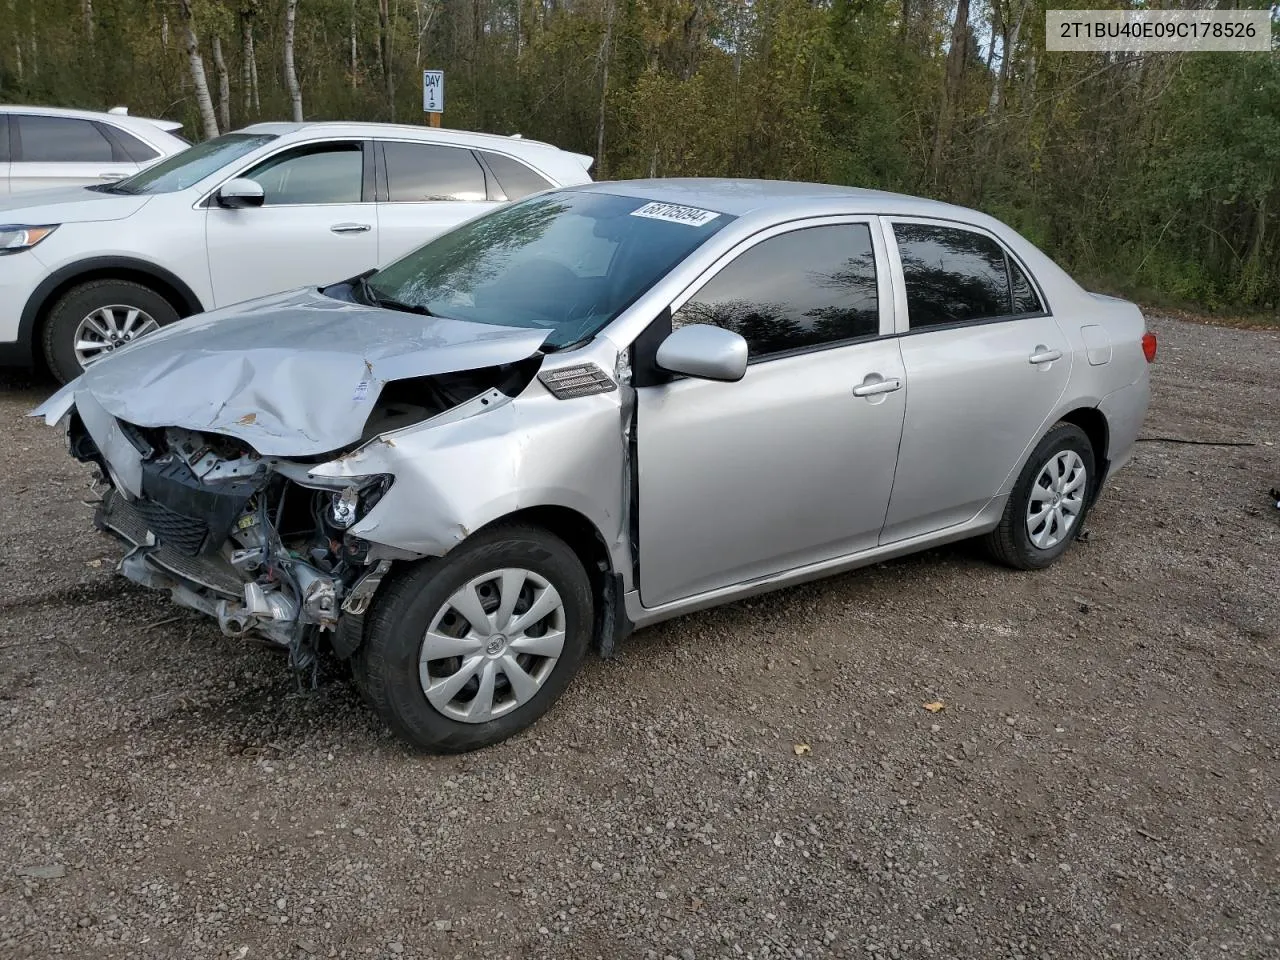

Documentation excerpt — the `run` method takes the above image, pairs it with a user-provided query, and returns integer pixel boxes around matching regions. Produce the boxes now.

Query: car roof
[574,178,981,221]
[241,121,579,156]
[0,104,186,144]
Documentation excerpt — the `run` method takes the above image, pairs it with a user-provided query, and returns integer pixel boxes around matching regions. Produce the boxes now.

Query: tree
[177,0,220,139]
[283,0,303,122]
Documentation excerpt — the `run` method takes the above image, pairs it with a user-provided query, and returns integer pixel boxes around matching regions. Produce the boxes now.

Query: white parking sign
[422,70,444,113]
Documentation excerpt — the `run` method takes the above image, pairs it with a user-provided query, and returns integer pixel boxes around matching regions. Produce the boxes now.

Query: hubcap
[1026,449,1087,550]
[418,568,566,724]
[73,305,161,368]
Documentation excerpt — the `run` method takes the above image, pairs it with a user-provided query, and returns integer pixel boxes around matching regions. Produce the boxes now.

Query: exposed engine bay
[65,360,539,676]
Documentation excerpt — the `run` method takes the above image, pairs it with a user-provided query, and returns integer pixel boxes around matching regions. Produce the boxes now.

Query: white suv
[1,105,187,194]
[0,121,593,382]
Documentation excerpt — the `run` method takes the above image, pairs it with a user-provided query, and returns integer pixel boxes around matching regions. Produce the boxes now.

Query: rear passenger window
[481,151,553,200]
[674,224,880,359]
[16,115,113,162]
[106,127,160,162]
[894,223,1045,327]
[383,142,487,202]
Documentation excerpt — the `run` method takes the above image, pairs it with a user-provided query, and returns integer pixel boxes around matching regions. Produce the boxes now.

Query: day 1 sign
[423,70,445,113]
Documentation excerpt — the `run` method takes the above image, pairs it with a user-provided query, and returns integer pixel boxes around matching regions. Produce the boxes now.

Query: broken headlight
[328,475,392,530]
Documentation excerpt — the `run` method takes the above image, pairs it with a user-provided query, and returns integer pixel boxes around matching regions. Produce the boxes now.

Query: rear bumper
[1098,369,1150,481]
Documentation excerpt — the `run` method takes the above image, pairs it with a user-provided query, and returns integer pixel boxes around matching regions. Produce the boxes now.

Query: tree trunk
[81,0,94,42]
[178,0,220,139]
[10,0,22,80]
[988,0,1028,117]
[350,1,359,87]
[249,25,261,112]
[241,13,254,115]
[378,0,395,120]
[595,0,616,178]
[284,0,304,122]
[161,12,169,51]
[212,34,231,131]
[931,0,970,180]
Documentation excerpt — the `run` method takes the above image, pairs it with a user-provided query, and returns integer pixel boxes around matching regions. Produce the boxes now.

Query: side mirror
[216,177,265,209]
[655,324,748,382]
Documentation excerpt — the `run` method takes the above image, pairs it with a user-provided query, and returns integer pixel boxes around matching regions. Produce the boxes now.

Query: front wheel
[983,422,1095,570]
[354,526,593,752]
[43,279,180,384]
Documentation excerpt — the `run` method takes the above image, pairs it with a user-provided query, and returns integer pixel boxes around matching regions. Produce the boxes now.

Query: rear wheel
[984,422,1095,570]
[355,525,593,752]
[43,279,180,383]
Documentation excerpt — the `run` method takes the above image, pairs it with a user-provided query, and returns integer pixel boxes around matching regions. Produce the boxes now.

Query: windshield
[364,190,734,349]
[103,133,277,195]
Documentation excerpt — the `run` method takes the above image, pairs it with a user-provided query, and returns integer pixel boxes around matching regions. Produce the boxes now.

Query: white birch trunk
[284,0,304,122]
[212,34,231,131]
[178,0,220,139]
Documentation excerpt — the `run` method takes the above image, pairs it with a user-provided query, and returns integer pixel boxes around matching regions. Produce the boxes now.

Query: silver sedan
[34,179,1154,751]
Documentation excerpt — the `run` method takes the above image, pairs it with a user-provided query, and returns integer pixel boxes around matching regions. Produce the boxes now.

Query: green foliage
[0,0,1276,312]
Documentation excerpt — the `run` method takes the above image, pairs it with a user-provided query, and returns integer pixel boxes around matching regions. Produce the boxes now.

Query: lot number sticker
[629,201,721,227]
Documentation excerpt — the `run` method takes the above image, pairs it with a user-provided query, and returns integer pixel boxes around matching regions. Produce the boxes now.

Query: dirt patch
[0,315,1276,959]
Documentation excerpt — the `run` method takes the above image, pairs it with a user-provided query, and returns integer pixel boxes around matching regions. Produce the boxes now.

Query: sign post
[422,70,444,127]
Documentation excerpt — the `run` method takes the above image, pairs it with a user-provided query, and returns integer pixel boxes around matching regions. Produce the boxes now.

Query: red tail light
[1141,332,1157,363]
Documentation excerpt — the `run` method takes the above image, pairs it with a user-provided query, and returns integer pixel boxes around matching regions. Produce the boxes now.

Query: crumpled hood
[0,185,151,223]
[41,287,550,456]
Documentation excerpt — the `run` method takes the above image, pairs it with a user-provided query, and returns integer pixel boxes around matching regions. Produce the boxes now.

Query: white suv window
[16,115,114,162]
[244,143,364,205]
[382,141,487,202]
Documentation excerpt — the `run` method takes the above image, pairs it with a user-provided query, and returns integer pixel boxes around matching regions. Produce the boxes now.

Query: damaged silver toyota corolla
[33,179,1152,751]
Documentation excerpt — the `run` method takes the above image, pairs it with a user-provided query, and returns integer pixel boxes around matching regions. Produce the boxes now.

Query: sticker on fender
[629,201,721,227]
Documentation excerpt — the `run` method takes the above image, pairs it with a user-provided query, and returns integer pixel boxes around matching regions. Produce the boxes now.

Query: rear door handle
[852,376,902,398]
[98,172,125,181]
[1029,346,1063,364]
[330,222,372,234]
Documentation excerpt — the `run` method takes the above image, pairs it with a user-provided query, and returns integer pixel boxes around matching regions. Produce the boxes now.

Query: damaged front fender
[308,379,629,564]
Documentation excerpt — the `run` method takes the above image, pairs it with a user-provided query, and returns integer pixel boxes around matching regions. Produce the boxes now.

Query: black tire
[355,525,593,753]
[43,279,181,384]
[983,422,1095,571]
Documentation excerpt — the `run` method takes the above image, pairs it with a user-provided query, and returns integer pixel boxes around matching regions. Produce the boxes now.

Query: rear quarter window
[481,151,554,200]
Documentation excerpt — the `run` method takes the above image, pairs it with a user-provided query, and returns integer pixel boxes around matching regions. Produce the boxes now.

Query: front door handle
[98,172,125,181]
[330,222,372,234]
[852,375,903,398]
[1029,346,1063,365]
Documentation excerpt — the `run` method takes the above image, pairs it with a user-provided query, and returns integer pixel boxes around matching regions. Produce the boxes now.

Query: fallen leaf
[793,743,811,756]
[16,864,65,879]
[85,558,103,568]
[923,701,946,713]
[237,412,257,426]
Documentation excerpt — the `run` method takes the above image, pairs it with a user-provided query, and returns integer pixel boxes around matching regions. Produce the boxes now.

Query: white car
[0,105,187,194]
[0,122,594,382]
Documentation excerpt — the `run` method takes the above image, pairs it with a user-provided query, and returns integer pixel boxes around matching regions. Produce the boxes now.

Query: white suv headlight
[0,224,58,254]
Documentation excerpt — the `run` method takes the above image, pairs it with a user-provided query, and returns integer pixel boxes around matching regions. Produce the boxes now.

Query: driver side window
[673,223,881,360]
[243,142,365,205]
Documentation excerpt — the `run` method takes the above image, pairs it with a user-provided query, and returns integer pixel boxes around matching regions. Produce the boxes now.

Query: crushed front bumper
[97,488,246,599]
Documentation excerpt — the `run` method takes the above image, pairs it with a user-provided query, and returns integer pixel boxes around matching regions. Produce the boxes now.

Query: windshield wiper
[364,283,435,318]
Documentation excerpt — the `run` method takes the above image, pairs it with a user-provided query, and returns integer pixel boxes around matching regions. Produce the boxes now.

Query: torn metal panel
[309,381,628,561]
[60,287,550,456]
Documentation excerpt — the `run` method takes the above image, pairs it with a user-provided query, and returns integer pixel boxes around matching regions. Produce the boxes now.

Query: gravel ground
[0,314,1276,960]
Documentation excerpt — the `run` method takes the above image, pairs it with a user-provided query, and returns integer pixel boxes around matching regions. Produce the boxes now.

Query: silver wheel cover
[418,568,566,724]
[1025,449,1087,550]
[74,304,161,367]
